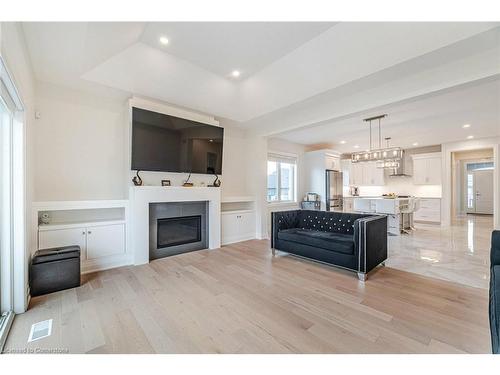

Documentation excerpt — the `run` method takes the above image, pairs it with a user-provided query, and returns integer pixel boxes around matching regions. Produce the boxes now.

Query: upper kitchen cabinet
[350,162,385,186]
[411,152,442,185]
[325,154,341,171]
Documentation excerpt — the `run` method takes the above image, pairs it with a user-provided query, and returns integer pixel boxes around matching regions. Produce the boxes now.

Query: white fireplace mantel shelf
[129,186,221,265]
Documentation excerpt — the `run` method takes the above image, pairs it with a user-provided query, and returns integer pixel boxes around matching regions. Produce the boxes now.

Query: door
[39,227,87,260]
[86,224,125,259]
[468,169,494,214]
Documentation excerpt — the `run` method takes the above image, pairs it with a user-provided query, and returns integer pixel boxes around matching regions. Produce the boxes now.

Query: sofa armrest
[491,231,500,267]
[271,210,300,248]
[354,215,388,274]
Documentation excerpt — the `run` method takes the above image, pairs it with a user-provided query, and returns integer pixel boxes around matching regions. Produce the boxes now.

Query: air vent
[28,319,52,342]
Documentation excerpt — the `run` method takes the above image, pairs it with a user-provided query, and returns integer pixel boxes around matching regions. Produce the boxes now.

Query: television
[131,107,224,174]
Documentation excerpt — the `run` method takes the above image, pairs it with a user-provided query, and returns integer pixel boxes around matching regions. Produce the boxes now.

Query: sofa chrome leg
[357,272,367,282]
[271,248,276,256]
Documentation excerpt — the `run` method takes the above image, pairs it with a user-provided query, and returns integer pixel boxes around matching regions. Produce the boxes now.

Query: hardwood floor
[4,240,491,353]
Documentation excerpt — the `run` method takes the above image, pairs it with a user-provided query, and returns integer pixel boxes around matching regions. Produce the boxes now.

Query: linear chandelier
[351,114,403,169]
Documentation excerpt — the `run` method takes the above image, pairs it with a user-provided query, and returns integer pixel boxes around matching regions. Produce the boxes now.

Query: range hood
[389,151,412,177]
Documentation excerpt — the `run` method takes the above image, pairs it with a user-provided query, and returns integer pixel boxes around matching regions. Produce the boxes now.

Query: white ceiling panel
[140,22,334,78]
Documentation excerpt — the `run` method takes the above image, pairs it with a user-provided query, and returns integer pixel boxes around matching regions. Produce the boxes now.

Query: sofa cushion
[277,228,354,255]
[491,265,500,353]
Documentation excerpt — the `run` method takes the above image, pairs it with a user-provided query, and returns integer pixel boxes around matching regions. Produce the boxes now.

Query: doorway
[452,148,494,218]
[466,162,494,215]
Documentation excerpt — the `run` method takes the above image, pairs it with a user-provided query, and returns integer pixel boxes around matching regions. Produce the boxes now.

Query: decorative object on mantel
[209,174,221,187]
[161,179,171,186]
[351,114,404,169]
[132,170,143,186]
[182,172,194,187]
[40,212,50,225]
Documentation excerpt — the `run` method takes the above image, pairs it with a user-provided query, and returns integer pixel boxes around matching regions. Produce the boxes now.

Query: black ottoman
[30,246,81,296]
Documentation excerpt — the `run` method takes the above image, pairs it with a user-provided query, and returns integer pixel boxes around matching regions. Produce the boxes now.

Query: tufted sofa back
[297,210,372,236]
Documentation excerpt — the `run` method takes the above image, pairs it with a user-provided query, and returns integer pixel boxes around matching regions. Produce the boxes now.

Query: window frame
[267,152,298,204]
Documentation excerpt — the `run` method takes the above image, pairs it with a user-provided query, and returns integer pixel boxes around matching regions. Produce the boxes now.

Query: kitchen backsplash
[343,178,442,198]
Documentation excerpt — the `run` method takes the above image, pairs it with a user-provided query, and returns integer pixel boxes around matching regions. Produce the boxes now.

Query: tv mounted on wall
[131,107,224,175]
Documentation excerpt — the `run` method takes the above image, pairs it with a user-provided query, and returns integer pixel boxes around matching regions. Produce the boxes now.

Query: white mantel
[129,186,221,265]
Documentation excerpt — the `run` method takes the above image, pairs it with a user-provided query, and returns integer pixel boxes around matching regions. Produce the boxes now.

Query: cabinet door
[238,212,256,238]
[86,224,125,260]
[426,157,441,185]
[221,213,239,244]
[412,158,428,185]
[351,163,363,185]
[39,227,87,260]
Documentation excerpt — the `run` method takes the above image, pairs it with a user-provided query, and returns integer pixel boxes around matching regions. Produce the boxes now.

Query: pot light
[353,145,360,149]
[467,135,474,139]
[231,70,241,78]
[159,36,169,45]
[412,142,419,146]
[340,140,346,144]
[462,124,471,128]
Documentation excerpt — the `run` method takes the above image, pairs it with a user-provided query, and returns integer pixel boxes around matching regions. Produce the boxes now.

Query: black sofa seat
[490,230,500,354]
[277,228,354,255]
[271,210,388,281]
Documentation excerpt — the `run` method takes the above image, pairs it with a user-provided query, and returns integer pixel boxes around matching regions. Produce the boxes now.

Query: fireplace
[157,215,201,248]
[149,201,208,260]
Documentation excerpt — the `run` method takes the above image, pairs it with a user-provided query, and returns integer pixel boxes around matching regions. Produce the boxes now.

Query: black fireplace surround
[149,201,208,260]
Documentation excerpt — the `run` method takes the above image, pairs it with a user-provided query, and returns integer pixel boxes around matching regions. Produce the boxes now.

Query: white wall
[1,22,36,313]
[34,82,128,201]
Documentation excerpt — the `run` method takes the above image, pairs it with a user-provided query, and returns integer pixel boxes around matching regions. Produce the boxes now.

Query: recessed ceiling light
[412,142,419,146]
[462,124,471,128]
[231,70,240,78]
[353,145,360,149]
[159,36,169,45]
[340,140,346,144]
[467,135,474,139]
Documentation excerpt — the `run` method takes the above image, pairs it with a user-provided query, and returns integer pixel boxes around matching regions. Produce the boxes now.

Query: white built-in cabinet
[39,221,126,270]
[34,200,129,274]
[220,197,256,245]
[349,162,385,186]
[412,152,442,185]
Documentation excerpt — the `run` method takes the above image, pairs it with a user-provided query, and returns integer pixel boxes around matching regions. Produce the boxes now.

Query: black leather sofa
[490,230,500,354]
[271,210,387,281]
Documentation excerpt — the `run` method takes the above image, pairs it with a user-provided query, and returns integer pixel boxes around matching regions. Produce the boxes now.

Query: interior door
[473,169,494,214]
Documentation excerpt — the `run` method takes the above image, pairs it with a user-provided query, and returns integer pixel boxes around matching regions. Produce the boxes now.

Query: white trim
[129,97,219,127]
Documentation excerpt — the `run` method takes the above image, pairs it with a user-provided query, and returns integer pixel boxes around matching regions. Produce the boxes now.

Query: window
[267,153,297,203]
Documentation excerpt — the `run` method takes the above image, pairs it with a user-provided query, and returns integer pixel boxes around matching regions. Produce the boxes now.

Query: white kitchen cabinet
[221,210,256,245]
[349,162,385,186]
[38,221,126,263]
[86,224,125,260]
[414,198,441,223]
[412,153,442,185]
[325,154,341,171]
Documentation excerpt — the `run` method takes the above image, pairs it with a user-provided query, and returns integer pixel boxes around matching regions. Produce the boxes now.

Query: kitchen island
[352,196,417,236]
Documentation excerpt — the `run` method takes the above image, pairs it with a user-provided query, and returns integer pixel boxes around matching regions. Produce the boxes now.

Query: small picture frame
[161,179,171,186]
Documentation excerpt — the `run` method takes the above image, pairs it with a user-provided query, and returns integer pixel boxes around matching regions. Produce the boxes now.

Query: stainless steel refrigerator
[325,169,343,211]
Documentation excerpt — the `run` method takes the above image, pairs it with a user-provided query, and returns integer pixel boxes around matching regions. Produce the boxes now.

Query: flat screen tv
[131,107,224,174]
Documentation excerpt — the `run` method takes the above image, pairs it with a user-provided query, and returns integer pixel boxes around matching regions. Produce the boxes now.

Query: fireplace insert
[157,215,202,248]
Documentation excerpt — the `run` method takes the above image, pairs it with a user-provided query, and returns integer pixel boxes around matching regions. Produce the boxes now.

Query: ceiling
[273,77,500,152]
[21,22,500,148]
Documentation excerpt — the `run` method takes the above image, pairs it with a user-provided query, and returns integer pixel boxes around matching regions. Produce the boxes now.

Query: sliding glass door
[0,56,25,352]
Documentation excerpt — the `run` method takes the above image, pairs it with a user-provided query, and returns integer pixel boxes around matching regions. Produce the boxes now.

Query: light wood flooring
[4,240,491,353]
